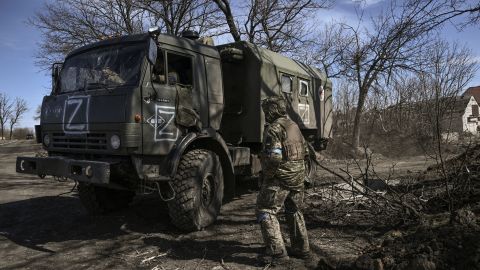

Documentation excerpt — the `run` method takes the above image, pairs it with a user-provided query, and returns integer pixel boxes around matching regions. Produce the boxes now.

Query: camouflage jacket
[261,117,307,190]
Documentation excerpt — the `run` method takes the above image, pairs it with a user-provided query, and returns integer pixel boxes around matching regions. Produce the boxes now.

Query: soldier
[257,96,317,268]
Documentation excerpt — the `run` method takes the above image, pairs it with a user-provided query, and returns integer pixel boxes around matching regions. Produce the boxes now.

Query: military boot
[291,251,319,269]
[258,253,290,267]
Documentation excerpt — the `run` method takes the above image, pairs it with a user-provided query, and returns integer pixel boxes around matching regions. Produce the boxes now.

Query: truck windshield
[59,43,145,93]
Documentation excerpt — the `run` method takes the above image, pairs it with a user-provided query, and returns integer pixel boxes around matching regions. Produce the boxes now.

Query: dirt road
[0,144,432,270]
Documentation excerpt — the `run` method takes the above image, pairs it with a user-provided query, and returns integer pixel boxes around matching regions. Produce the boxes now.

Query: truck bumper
[16,156,111,184]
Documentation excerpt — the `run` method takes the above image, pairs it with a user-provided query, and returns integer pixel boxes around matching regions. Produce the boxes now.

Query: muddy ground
[0,141,441,270]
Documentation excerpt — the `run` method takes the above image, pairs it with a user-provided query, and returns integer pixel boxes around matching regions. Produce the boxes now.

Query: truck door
[141,49,198,155]
[141,50,179,155]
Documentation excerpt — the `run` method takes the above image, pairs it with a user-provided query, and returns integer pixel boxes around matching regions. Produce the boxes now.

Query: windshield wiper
[69,86,86,93]
[86,82,111,92]
[63,81,114,93]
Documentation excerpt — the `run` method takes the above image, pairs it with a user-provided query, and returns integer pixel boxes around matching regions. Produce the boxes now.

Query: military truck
[16,28,332,231]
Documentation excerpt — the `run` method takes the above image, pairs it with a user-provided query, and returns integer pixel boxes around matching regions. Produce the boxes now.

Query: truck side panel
[204,56,224,130]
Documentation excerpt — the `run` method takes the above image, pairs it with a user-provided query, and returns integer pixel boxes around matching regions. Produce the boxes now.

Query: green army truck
[16,28,332,231]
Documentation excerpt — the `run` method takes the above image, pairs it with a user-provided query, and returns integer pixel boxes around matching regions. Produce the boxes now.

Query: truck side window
[152,50,165,84]
[167,52,193,86]
[299,79,309,96]
[281,74,292,93]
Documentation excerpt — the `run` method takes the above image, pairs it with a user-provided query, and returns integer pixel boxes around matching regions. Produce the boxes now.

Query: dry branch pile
[306,145,480,269]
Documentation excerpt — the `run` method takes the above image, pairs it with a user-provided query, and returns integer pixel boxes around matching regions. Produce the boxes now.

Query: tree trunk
[9,124,13,140]
[352,88,369,149]
[213,0,241,42]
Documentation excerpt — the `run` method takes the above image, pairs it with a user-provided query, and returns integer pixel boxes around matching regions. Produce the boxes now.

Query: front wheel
[168,149,224,231]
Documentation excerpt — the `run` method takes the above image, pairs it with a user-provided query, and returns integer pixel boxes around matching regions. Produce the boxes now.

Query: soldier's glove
[304,177,313,189]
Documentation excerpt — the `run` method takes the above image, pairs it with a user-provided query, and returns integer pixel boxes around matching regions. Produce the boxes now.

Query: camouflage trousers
[256,184,310,257]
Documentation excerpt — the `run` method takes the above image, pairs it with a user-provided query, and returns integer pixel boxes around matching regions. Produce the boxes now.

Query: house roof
[421,96,472,115]
[447,96,472,114]
[463,86,480,104]
[386,96,473,115]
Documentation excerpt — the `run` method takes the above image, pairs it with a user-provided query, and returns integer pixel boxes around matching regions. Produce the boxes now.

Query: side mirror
[51,63,62,94]
[148,38,157,65]
[148,26,160,38]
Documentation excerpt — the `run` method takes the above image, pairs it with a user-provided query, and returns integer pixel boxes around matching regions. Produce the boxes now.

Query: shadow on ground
[0,180,269,269]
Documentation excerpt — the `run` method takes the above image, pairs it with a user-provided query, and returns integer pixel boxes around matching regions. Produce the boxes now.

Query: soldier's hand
[304,177,313,189]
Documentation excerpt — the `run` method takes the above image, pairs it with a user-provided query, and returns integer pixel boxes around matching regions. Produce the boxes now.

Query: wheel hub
[201,173,215,206]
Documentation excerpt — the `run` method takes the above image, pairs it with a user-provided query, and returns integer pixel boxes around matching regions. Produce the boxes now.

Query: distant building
[459,85,480,135]
[382,95,480,138]
[443,96,479,135]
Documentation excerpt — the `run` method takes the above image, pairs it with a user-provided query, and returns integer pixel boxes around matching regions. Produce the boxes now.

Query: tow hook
[155,182,176,201]
[142,181,176,201]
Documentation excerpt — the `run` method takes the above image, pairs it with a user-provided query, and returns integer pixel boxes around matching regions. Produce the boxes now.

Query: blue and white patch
[268,148,283,158]
[270,148,282,155]
[257,212,269,223]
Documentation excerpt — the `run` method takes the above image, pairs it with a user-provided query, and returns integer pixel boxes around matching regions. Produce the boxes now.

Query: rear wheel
[168,149,224,231]
[78,182,134,214]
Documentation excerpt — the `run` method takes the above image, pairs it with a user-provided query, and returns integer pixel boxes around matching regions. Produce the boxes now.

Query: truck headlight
[110,135,121,150]
[43,134,50,147]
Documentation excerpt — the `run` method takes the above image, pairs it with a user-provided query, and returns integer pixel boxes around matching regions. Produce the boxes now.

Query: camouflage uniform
[257,96,310,260]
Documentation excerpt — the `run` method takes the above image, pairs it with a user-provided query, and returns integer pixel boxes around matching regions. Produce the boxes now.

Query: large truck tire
[78,182,134,215]
[168,149,224,231]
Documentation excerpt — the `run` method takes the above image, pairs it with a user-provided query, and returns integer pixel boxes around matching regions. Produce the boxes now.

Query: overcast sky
[0,0,479,129]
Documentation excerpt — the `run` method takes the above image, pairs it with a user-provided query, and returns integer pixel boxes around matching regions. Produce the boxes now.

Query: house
[459,85,480,135]
[380,95,480,138]
[442,96,480,136]
[332,87,480,138]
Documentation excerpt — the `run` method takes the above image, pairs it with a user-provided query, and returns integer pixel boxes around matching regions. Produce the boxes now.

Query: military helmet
[261,96,287,123]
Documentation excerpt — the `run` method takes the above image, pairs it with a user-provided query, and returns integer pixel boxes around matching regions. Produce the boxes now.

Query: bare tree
[9,98,28,140]
[419,40,477,149]
[413,39,477,213]
[437,1,480,27]
[137,0,225,36]
[29,0,223,68]
[332,78,358,137]
[214,0,331,53]
[305,22,352,78]
[29,0,147,68]
[0,93,13,140]
[212,0,241,42]
[311,0,480,152]
[346,6,431,151]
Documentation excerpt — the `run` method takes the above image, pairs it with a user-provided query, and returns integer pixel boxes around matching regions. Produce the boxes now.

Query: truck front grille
[52,133,108,150]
